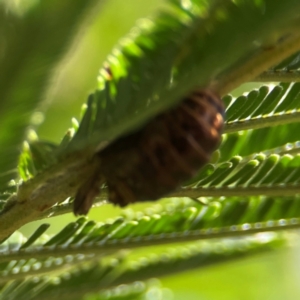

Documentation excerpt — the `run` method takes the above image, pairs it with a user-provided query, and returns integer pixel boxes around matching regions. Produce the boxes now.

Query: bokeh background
[18,0,300,299]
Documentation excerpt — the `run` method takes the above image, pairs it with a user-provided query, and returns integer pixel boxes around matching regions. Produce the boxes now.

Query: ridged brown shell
[74,89,224,215]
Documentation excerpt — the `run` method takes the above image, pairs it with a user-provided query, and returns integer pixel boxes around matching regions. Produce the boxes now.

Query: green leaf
[220,123,300,160]
[168,153,300,199]
[224,82,300,133]
[65,0,300,154]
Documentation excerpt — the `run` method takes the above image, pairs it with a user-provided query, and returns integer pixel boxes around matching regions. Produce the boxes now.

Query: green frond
[220,123,300,160]
[0,196,296,265]
[0,0,103,191]
[178,152,300,194]
[0,231,281,299]
[220,81,300,160]
[224,82,300,132]
[65,0,300,155]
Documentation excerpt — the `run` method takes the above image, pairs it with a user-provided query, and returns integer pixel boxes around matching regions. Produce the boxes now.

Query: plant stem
[0,155,96,240]
[169,184,300,198]
[224,112,300,133]
[213,33,300,95]
[40,182,300,220]
[255,71,300,82]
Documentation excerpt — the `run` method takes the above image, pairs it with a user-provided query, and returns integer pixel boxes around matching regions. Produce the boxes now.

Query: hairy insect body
[74,90,224,215]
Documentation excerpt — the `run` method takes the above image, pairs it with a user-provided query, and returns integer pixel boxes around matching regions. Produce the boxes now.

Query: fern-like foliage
[0,217,282,299]
[67,0,300,153]
[0,0,103,192]
[2,0,300,298]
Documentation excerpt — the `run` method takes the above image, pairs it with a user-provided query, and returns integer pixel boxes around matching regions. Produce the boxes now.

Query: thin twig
[255,70,300,82]
[224,112,300,133]
[169,184,300,198]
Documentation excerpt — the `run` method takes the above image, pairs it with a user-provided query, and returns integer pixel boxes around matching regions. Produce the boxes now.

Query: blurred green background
[18,0,300,299]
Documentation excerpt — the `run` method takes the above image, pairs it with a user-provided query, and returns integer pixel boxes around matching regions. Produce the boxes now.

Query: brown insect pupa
[73,89,224,216]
